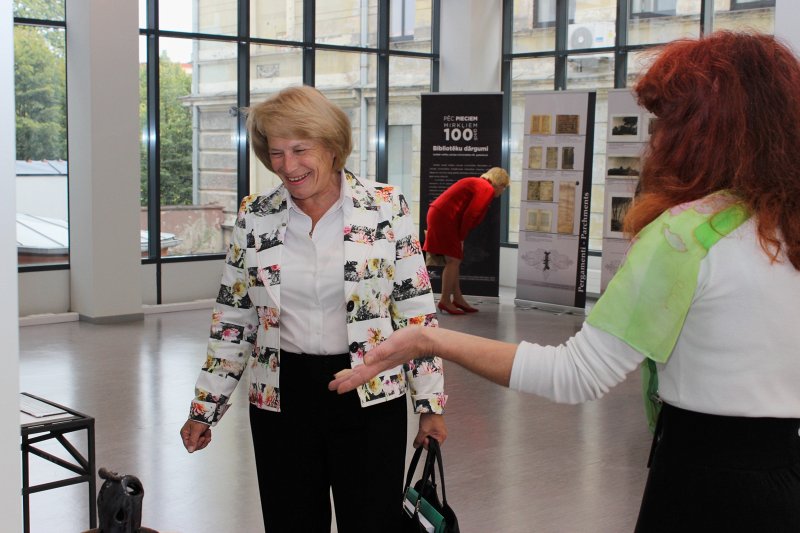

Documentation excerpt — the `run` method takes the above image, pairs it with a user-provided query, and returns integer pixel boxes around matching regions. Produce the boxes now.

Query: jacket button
[346,301,355,312]
[349,342,359,353]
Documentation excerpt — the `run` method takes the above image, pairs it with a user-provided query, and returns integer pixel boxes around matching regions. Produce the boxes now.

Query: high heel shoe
[437,302,465,315]
[453,302,479,313]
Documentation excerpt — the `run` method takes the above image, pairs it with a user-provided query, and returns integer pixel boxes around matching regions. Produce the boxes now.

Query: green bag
[403,486,446,532]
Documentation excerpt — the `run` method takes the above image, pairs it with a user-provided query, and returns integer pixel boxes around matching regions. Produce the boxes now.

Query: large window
[139,0,440,301]
[13,1,68,268]
[504,0,775,248]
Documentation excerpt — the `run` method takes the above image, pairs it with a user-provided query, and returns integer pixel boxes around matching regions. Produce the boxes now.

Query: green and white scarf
[587,191,750,432]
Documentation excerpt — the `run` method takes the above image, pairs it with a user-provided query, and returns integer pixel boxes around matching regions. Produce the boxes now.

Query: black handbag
[401,438,460,533]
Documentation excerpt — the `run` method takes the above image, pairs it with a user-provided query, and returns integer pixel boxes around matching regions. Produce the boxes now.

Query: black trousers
[249,351,407,533]
[635,403,800,533]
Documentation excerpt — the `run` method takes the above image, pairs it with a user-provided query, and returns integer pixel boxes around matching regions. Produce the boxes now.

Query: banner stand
[514,90,595,313]
[419,93,504,297]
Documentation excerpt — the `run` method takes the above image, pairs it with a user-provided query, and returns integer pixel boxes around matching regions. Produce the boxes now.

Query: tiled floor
[19,289,651,532]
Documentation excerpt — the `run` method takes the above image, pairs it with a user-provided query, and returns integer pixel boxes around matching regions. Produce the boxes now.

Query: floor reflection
[19,289,650,533]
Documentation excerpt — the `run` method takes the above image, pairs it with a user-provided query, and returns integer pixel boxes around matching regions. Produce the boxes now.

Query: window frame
[138,0,441,302]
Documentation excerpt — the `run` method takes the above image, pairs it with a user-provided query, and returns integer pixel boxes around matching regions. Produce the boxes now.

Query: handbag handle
[427,438,450,506]
[403,437,442,492]
[403,442,427,492]
[405,438,448,503]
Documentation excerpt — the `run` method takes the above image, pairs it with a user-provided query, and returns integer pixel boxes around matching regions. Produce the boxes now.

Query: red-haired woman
[330,32,800,531]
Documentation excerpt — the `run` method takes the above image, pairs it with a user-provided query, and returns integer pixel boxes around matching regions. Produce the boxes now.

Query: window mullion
[554,0,568,90]
[376,0,390,183]
[303,0,315,85]
[237,0,249,202]
[615,0,629,88]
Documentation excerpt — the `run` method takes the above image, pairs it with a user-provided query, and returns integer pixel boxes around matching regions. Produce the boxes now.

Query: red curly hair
[625,31,800,269]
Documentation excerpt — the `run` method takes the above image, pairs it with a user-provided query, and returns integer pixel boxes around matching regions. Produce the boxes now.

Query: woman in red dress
[424,167,509,314]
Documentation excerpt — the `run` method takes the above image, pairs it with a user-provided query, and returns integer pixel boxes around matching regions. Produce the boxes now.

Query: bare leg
[439,256,461,311]
[442,256,477,313]
[451,259,465,304]
[440,256,460,305]
[451,261,478,312]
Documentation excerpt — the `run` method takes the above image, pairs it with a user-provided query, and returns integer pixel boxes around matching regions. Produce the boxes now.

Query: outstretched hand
[328,326,431,394]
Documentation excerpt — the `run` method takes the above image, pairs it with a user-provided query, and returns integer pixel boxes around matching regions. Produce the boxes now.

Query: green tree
[14,25,66,161]
[13,0,66,56]
[140,51,194,206]
[13,0,64,20]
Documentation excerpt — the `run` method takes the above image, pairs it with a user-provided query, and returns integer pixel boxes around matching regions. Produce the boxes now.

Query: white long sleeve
[511,218,800,418]
[509,323,644,403]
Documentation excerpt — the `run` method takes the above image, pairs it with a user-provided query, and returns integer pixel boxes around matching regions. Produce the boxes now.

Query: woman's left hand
[414,413,447,448]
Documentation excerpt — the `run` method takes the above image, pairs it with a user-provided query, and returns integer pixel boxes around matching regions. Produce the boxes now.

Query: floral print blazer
[190,170,446,426]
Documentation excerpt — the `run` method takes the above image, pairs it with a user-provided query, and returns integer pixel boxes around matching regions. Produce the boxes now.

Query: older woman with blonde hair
[423,167,509,314]
[180,85,447,533]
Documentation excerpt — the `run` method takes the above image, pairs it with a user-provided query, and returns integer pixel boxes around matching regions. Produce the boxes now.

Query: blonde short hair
[246,85,352,172]
[482,167,510,188]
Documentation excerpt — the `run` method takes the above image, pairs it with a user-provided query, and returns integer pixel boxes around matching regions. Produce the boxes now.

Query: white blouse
[279,179,350,355]
[510,219,800,418]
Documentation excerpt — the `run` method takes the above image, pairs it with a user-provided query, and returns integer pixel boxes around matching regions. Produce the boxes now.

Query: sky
[138,0,194,63]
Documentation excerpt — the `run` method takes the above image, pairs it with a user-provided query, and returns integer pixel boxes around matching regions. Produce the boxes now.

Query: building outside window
[139,0,437,273]
[506,0,774,249]
[13,0,69,267]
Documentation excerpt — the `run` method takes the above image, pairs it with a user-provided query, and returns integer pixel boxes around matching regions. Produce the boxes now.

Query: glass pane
[512,0,556,53]
[713,1,775,33]
[566,52,614,90]
[14,24,68,266]
[569,0,616,51]
[249,44,304,195]
[508,57,556,244]
[139,0,146,29]
[160,0,237,35]
[13,0,64,20]
[315,50,377,180]
[628,0,701,45]
[159,39,238,257]
[389,56,431,229]
[251,0,302,41]
[316,0,378,48]
[626,48,659,87]
[250,44,303,93]
[390,0,432,53]
[139,36,149,255]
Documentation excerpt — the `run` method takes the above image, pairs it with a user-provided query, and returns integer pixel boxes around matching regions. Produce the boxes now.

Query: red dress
[423,177,495,259]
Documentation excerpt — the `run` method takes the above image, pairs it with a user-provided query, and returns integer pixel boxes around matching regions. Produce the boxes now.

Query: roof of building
[16,160,68,175]
[16,213,180,255]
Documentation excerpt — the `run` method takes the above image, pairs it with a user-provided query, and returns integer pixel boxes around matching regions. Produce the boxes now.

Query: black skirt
[635,403,800,532]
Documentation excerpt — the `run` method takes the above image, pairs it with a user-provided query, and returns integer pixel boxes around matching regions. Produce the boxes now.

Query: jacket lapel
[252,187,288,308]
[343,171,380,302]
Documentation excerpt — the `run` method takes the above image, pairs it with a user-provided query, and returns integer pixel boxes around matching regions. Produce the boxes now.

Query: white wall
[439,0,502,92]
[140,261,222,306]
[19,269,71,316]
[1,0,23,528]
